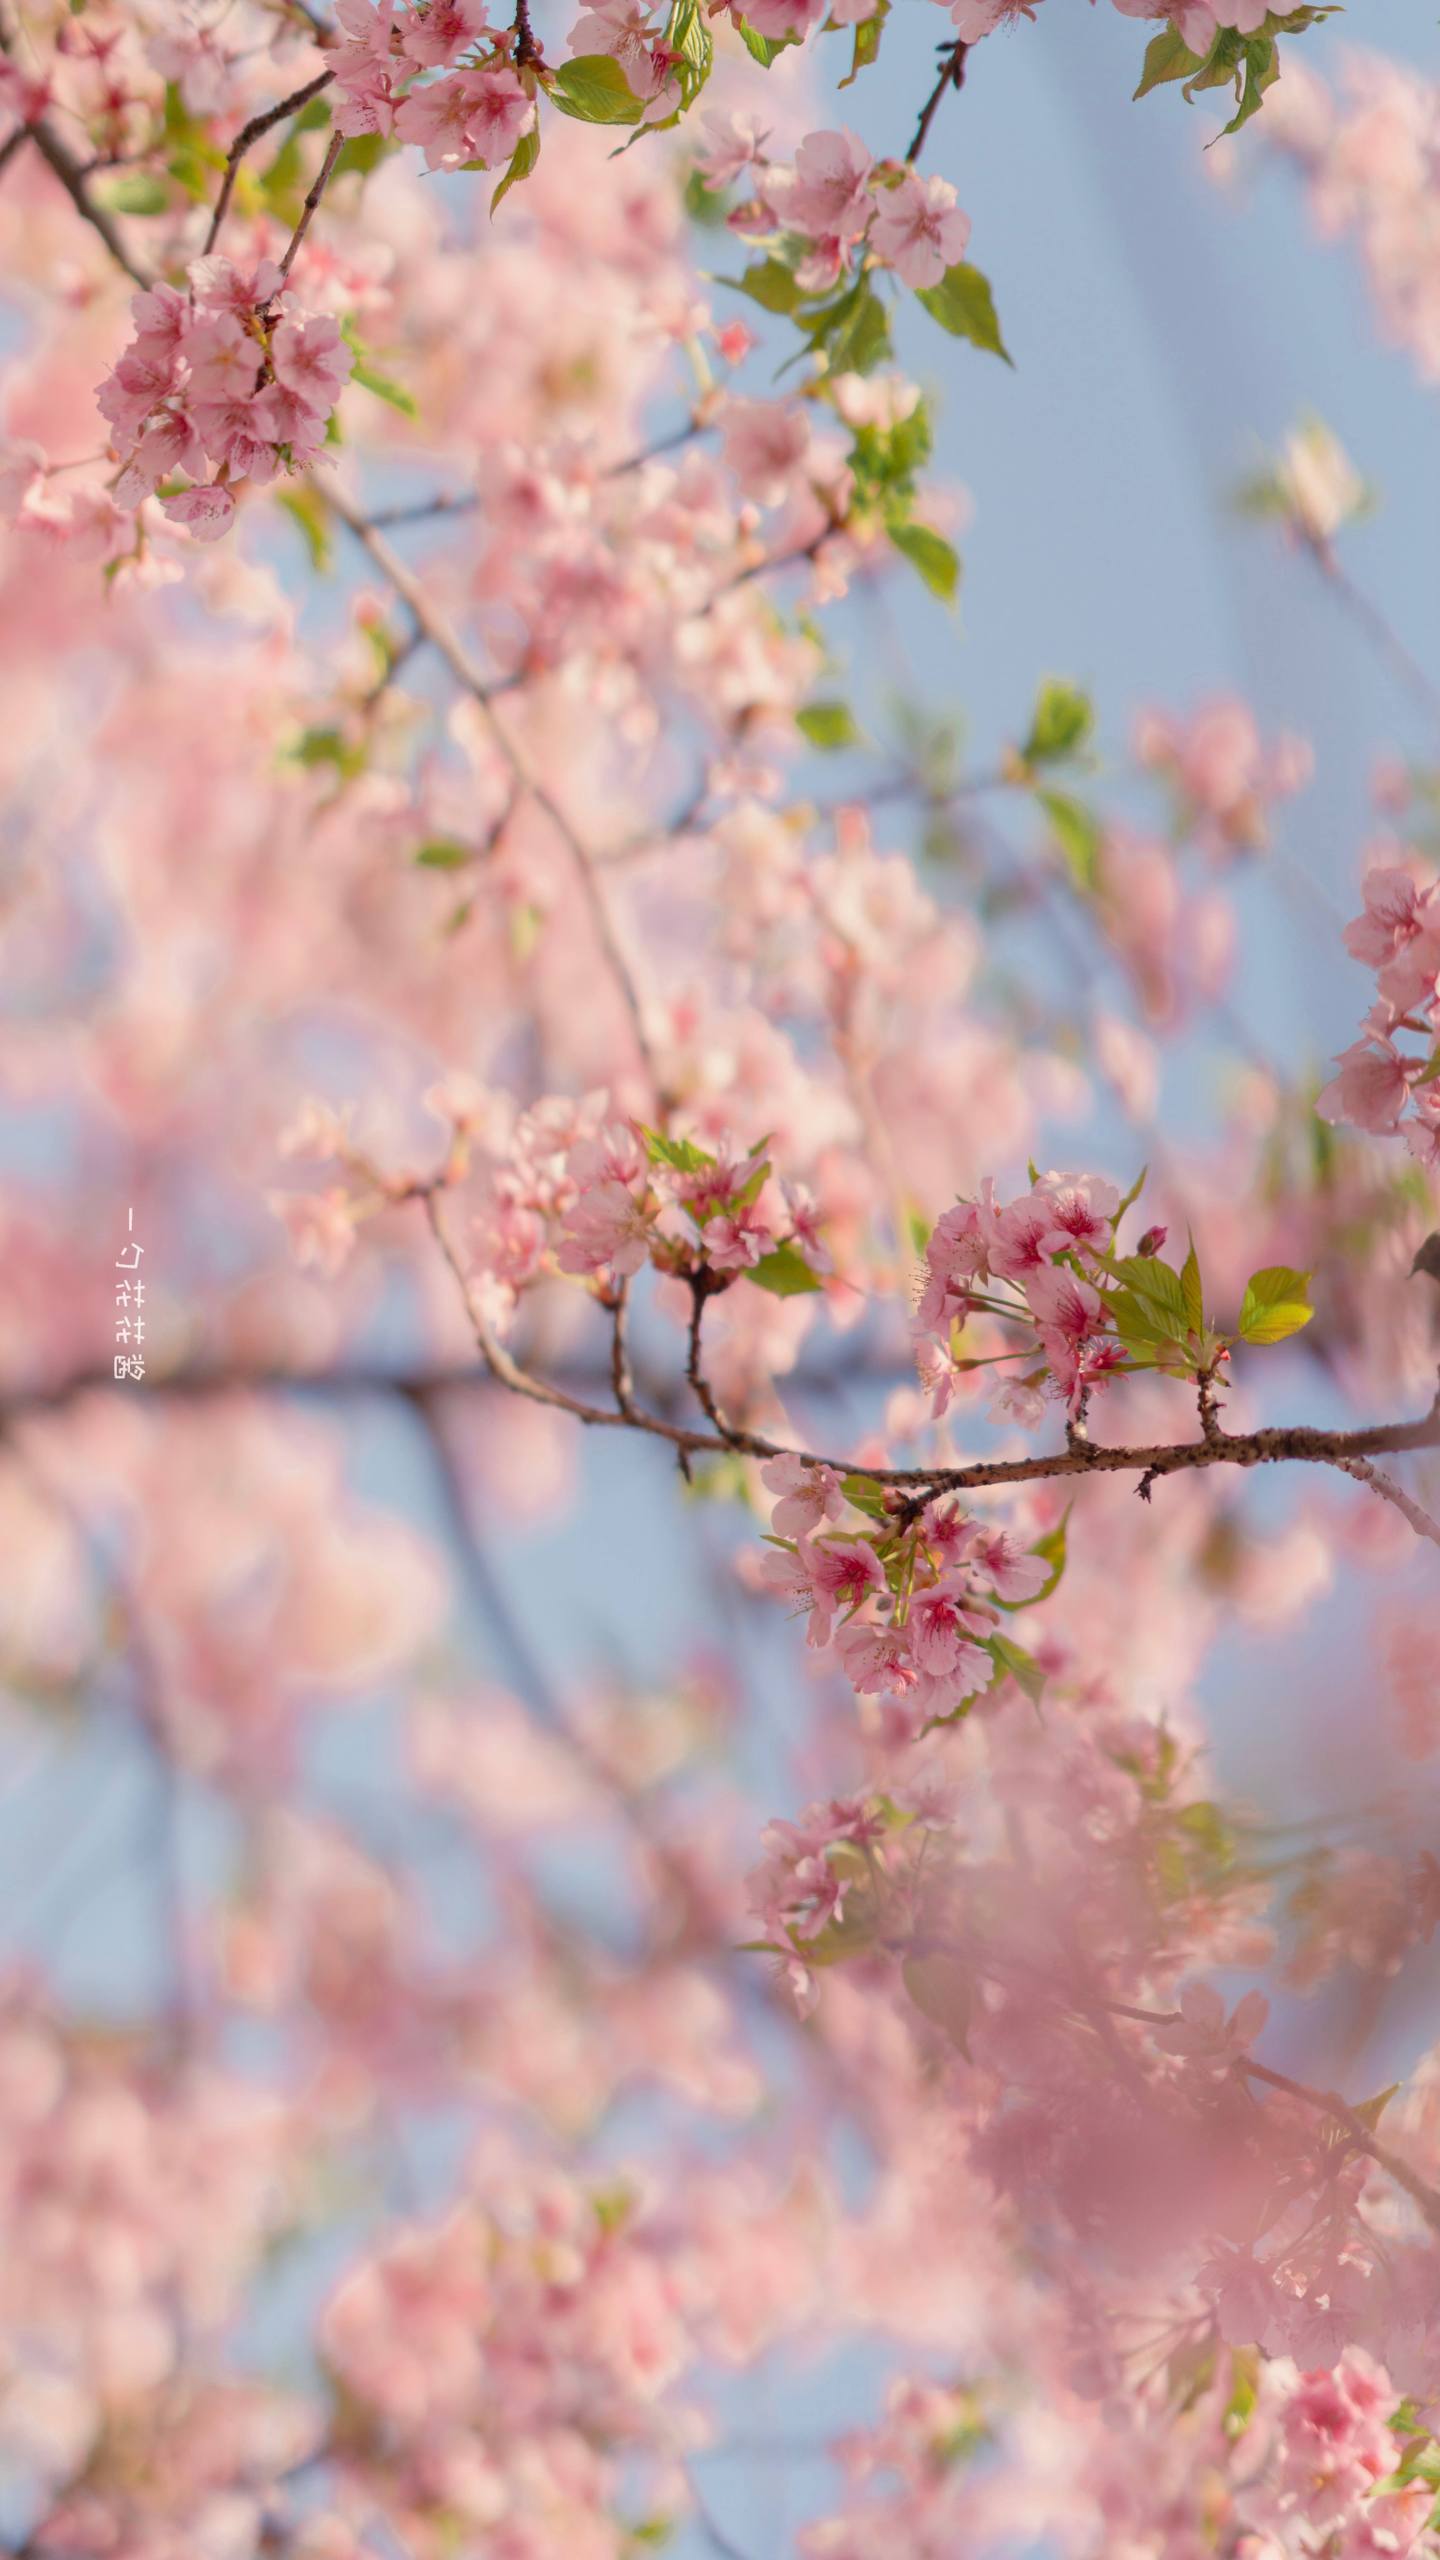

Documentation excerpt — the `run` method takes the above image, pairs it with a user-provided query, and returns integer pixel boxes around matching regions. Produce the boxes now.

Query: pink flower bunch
[949,1,1271,49]
[97,260,354,543]
[757,1470,1050,1737]
[320,2159,696,2524]
[554,1120,826,1288]
[1133,695,1313,859]
[1260,53,1440,388]
[1318,863,1440,1162]
[913,1169,1126,1418]
[330,0,530,170]
[713,122,971,295]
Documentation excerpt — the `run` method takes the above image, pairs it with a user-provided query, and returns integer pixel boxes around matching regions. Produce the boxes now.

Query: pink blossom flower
[761,1455,846,1540]
[696,109,770,188]
[706,1205,771,1270]
[786,129,873,241]
[400,0,491,67]
[798,1535,886,1643]
[969,1527,1050,1603]
[1154,1979,1269,2070]
[869,172,971,292]
[556,1182,654,1278]
[948,0,1039,34]
[1032,1170,1120,1258]
[459,62,535,165]
[1316,1033,1411,1134]
[161,482,238,542]
[909,1575,986,1678]
[270,316,356,415]
[721,397,812,506]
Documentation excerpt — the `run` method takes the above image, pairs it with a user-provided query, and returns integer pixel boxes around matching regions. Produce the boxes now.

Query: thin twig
[276,123,342,279]
[203,65,335,257]
[417,1188,1440,1545]
[1330,1453,1440,1553]
[1312,543,1440,735]
[1238,2055,1440,2236]
[328,488,663,1097]
[908,37,968,165]
[0,1,152,289]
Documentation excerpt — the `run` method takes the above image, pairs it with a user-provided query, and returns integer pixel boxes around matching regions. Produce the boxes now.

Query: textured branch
[203,65,335,257]
[908,37,969,166]
[1238,2056,1440,2236]
[0,3,153,288]
[419,1190,1440,1543]
[328,489,664,1098]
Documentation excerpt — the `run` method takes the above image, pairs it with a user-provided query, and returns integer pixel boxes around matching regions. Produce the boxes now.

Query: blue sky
[5,11,1440,2554]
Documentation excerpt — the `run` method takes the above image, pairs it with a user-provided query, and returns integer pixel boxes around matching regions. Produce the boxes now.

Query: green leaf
[550,53,646,122]
[339,319,417,417]
[749,1241,823,1297]
[684,168,728,226]
[275,483,332,573]
[664,0,714,105]
[491,125,540,214]
[349,357,417,417]
[796,700,861,751]
[888,518,960,605]
[414,839,472,870]
[902,1951,972,2053]
[99,170,170,215]
[802,276,891,376]
[334,131,391,179]
[1353,2082,1400,2131]
[735,16,794,63]
[1218,34,1279,136]
[842,1473,889,1521]
[725,256,806,315]
[1180,1233,1204,1335]
[839,0,887,87]
[1108,1291,1178,1355]
[1101,1254,1190,1327]
[988,1632,1047,1706]
[1116,1163,1148,1220]
[1037,787,1102,893]
[1238,1265,1314,1345]
[1023,678,1093,767]
[1133,23,1201,98]
[639,1125,714,1174]
[914,261,1012,364]
[291,724,365,779]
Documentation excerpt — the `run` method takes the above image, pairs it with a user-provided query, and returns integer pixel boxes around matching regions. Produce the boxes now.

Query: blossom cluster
[1132,694,1313,861]
[913,1167,1133,1418]
[755,1482,1053,1750]
[97,258,354,542]
[329,0,534,168]
[1318,864,1440,1169]
[1257,49,1440,386]
[708,119,972,296]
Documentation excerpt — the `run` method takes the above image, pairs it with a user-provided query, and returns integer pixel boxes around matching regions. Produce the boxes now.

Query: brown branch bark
[0,3,153,289]
[418,1191,1440,1546]
[203,66,335,257]
[908,37,969,166]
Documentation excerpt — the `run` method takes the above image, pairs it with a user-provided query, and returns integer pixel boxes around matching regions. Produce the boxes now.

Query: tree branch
[1237,2055,1440,2237]
[416,1189,1440,1543]
[203,66,335,258]
[328,489,664,1099]
[908,37,968,166]
[0,2,153,289]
